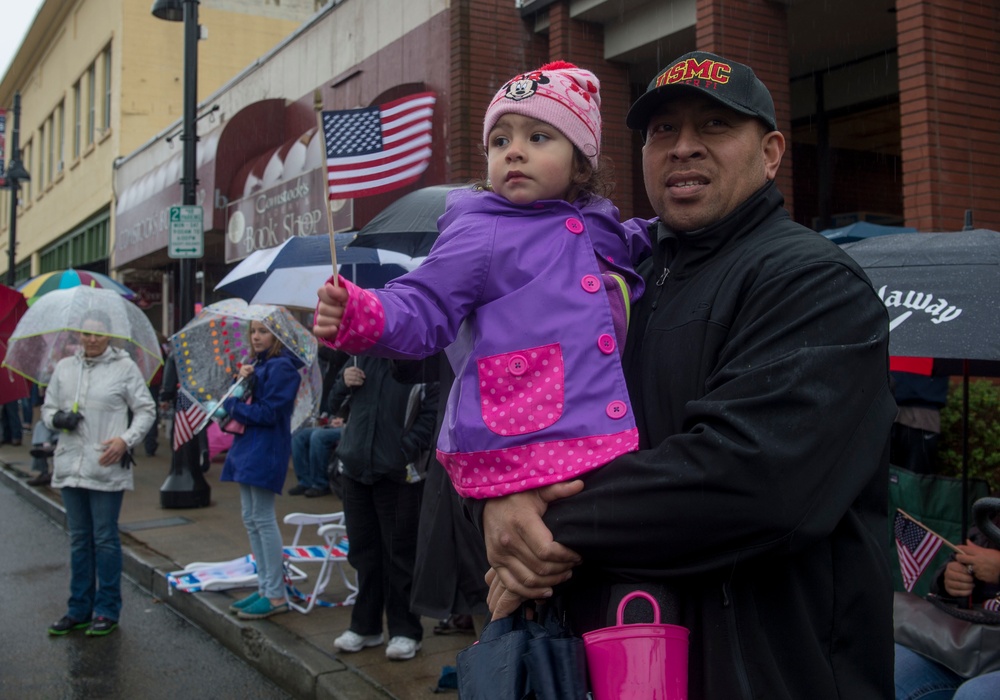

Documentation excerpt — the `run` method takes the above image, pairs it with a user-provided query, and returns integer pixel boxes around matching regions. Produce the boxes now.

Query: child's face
[487,114,576,205]
[249,321,276,354]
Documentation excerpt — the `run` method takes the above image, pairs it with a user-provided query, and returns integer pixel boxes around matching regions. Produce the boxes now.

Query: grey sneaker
[334,630,384,653]
[385,636,421,661]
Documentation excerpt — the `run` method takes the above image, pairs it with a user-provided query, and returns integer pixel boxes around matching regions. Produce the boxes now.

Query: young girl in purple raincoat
[315,61,650,499]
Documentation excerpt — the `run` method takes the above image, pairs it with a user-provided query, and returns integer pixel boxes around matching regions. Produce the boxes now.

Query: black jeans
[341,474,423,641]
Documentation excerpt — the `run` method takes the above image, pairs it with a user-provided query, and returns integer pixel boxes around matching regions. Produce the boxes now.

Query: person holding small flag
[217,320,303,621]
[315,61,650,500]
[895,511,1000,699]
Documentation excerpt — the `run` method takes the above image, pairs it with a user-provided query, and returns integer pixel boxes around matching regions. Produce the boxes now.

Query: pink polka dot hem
[439,427,639,499]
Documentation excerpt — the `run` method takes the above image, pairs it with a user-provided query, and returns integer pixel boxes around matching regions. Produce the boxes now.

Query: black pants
[341,474,424,641]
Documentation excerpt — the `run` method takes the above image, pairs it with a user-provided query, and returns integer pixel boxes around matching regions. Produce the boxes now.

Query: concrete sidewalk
[0,437,471,700]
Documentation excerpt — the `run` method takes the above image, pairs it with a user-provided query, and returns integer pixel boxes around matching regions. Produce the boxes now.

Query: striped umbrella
[18,269,136,306]
[215,233,424,310]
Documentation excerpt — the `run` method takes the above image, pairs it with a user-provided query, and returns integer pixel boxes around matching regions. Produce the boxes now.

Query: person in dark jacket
[329,356,438,662]
[480,51,898,699]
[219,320,302,621]
[391,356,490,634]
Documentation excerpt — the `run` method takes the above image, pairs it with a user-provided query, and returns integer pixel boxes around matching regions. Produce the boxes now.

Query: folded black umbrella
[457,604,588,700]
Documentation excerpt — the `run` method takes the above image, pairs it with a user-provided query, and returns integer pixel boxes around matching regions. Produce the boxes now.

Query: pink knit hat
[483,61,602,168]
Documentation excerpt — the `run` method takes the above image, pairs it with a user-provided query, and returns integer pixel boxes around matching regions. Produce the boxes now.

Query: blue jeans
[895,643,1000,700]
[62,487,125,622]
[239,484,285,600]
[290,426,341,490]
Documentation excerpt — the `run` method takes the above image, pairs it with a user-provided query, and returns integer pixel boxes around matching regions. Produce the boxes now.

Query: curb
[0,462,394,700]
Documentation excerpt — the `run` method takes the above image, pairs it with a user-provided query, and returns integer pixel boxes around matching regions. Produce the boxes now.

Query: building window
[40,211,109,271]
[103,45,112,132]
[47,115,55,184]
[22,140,31,202]
[14,260,31,287]
[56,101,65,174]
[38,123,45,187]
[87,63,96,146]
[73,81,81,158]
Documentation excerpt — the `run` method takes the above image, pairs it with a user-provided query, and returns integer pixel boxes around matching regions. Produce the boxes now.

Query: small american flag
[321,92,436,199]
[984,597,1000,612]
[895,511,946,592]
[173,391,207,450]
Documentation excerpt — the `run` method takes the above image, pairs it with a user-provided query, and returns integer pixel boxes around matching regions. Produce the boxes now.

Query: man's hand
[482,480,584,610]
[313,282,348,339]
[99,437,128,467]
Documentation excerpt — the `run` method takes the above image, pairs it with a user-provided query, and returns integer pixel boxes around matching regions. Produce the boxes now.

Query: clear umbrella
[2,286,163,386]
[170,299,321,433]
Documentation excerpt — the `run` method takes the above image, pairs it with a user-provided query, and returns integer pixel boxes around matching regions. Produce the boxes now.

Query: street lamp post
[153,0,211,508]
[5,92,31,286]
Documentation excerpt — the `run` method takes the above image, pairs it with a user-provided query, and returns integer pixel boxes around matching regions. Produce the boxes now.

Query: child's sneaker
[236,598,288,620]
[228,591,261,614]
[85,617,118,636]
[47,615,90,636]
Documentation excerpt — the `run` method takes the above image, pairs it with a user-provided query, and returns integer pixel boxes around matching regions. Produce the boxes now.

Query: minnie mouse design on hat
[483,61,602,168]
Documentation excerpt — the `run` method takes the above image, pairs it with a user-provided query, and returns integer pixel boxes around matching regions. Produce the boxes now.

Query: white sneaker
[334,630,384,653]
[385,636,421,661]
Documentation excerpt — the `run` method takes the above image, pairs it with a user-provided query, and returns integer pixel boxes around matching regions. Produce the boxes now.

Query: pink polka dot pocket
[477,343,564,437]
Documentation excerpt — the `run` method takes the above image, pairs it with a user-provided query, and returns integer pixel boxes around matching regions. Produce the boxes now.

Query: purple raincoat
[323,189,650,497]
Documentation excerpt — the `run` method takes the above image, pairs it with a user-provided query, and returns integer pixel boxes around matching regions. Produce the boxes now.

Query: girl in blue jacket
[219,320,302,619]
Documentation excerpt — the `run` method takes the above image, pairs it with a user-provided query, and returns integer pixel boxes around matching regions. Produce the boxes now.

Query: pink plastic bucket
[583,591,689,700]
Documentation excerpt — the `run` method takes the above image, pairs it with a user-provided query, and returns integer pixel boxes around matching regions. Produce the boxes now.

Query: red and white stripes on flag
[173,391,208,450]
[894,511,946,592]
[321,92,436,199]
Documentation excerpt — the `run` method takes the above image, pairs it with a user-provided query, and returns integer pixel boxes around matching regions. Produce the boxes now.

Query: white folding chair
[165,554,307,594]
[282,511,358,613]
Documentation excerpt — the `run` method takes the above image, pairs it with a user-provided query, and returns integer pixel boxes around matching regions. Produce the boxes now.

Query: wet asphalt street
[0,479,292,699]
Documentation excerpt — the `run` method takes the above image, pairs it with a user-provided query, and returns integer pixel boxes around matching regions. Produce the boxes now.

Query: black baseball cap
[626,51,777,133]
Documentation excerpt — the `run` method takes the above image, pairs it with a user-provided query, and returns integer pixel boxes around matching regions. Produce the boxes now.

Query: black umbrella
[348,183,471,257]
[818,221,916,244]
[841,228,1000,361]
[842,228,1000,535]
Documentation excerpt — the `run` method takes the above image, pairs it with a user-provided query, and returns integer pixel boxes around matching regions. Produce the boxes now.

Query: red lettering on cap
[657,58,732,87]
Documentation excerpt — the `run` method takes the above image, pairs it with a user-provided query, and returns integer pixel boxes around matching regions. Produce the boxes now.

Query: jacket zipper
[722,582,754,699]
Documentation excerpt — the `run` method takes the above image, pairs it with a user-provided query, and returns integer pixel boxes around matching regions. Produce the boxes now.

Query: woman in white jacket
[41,310,156,637]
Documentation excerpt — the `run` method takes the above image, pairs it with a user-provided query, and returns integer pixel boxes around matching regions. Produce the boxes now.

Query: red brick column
[896,0,1000,231]
[548,3,634,216]
[696,0,794,216]
[448,0,546,184]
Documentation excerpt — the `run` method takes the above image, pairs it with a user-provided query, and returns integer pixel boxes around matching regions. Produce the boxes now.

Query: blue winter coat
[220,348,303,493]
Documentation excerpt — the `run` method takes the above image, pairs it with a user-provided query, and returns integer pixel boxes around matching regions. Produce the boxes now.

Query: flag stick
[897,509,964,553]
[315,90,339,288]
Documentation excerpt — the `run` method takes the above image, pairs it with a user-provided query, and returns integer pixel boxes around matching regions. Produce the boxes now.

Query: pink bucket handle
[616,591,661,626]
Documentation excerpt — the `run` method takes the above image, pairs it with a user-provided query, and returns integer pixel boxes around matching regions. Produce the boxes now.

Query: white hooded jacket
[42,346,156,492]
